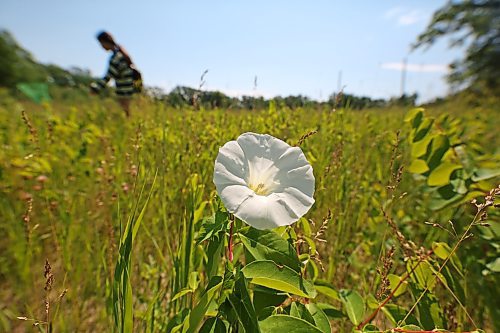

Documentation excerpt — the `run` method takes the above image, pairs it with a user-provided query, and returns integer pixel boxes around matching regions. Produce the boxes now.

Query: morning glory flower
[213,132,315,230]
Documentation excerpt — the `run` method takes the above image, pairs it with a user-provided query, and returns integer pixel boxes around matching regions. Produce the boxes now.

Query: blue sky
[0,1,463,102]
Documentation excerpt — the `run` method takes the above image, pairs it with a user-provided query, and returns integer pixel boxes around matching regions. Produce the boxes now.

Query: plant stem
[400,209,483,327]
[357,250,433,330]
[228,217,234,262]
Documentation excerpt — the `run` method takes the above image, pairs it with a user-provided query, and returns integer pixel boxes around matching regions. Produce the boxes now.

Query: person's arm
[90,54,121,92]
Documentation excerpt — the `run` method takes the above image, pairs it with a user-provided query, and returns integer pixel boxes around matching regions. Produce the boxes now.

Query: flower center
[250,182,269,196]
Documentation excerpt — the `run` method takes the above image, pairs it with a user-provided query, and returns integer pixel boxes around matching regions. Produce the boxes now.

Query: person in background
[90,31,140,117]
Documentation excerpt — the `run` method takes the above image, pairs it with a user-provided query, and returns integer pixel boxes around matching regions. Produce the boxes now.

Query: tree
[414,0,500,90]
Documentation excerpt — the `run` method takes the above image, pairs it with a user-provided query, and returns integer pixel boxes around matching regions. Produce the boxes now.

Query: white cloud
[381,62,449,73]
[384,7,427,26]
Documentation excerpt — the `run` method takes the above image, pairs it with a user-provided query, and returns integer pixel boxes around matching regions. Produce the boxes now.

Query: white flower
[213,132,315,230]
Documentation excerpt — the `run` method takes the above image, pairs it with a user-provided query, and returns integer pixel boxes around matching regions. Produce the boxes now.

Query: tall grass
[0,92,498,332]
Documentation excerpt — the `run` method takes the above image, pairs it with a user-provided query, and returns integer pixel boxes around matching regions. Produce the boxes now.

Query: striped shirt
[94,50,135,96]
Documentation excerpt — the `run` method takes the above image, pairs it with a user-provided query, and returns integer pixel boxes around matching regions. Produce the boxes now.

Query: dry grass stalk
[376,245,395,300]
[21,110,40,153]
[296,129,318,146]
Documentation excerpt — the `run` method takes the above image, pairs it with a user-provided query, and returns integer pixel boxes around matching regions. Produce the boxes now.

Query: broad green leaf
[227,273,261,333]
[242,260,316,298]
[425,135,450,171]
[408,260,436,290]
[365,294,379,310]
[407,159,429,174]
[387,274,408,297]
[411,133,434,158]
[432,242,463,273]
[339,289,365,326]
[429,184,463,211]
[259,315,323,333]
[408,284,445,330]
[239,227,301,272]
[471,168,500,182]
[381,304,419,326]
[316,303,344,319]
[306,303,332,333]
[486,257,500,272]
[314,280,339,300]
[442,266,465,304]
[290,302,315,325]
[427,162,462,186]
[404,108,424,126]
[413,118,434,142]
[253,286,288,313]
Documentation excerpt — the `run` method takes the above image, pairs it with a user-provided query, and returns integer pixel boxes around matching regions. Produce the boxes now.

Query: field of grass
[0,90,498,332]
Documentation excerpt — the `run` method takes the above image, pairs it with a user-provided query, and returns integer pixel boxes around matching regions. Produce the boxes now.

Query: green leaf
[471,168,500,182]
[387,274,408,297]
[227,273,261,333]
[408,284,445,330]
[413,117,434,142]
[486,257,500,272]
[290,302,315,325]
[427,162,462,186]
[339,289,365,326]
[239,227,301,272]
[306,303,332,333]
[171,288,193,302]
[411,133,434,158]
[442,266,465,304]
[315,303,344,319]
[425,135,450,171]
[429,184,463,211]
[259,315,323,333]
[199,317,228,333]
[205,235,224,279]
[404,108,424,126]
[196,210,229,244]
[253,286,288,314]
[184,276,223,333]
[314,280,339,300]
[432,242,463,273]
[165,309,190,333]
[408,260,437,290]
[242,260,316,298]
[407,159,429,174]
[381,304,419,326]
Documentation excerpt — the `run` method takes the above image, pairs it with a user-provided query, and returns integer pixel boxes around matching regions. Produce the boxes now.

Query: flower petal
[213,132,316,230]
[233,194,301,230]
[218,184,254,213]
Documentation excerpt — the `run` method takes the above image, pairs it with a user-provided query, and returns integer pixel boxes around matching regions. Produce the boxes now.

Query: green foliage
[1,92,497,332]
[405,107,498,210]
[339,289,365,326]
[414,0,500,90]
[242,260,316,298]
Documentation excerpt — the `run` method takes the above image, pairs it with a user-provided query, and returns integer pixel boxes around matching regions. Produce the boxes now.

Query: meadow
[0,89,498,332]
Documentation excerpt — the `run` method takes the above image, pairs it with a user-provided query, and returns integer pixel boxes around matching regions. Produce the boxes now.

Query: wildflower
[214,132,315,230]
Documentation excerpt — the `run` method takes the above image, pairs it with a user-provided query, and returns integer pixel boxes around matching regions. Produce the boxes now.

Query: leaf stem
[356,250,433,330]
[228,216,234,262]
[400,209,483,327]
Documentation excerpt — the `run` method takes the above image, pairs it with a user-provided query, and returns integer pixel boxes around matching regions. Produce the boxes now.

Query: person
[90,31,141,117]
